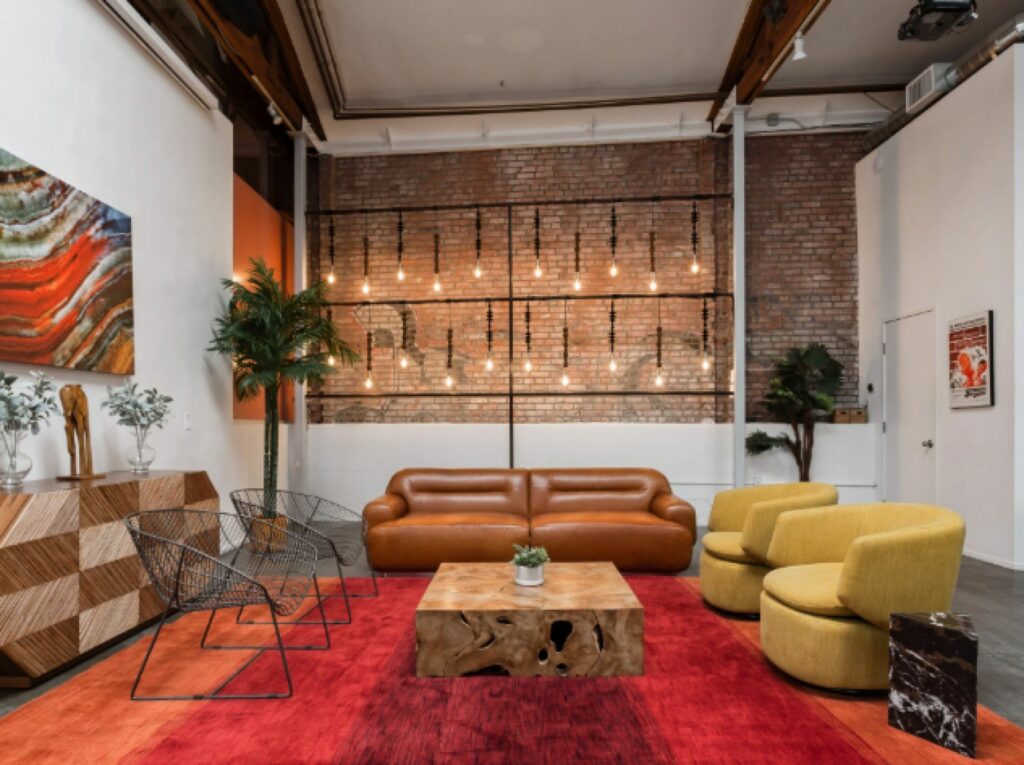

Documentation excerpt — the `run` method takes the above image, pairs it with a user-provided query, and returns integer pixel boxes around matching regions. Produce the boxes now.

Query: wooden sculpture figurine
[57,385,104,480]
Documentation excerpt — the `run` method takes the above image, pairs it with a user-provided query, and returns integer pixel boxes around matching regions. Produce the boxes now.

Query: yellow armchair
[699,482,838,614]
[760,503,965,690]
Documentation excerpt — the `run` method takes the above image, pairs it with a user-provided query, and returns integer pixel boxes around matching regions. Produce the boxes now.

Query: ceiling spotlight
[267,104,283,126]
[792,31,807,62]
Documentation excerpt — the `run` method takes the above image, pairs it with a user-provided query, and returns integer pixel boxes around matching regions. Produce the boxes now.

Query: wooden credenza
[0,470,218,687]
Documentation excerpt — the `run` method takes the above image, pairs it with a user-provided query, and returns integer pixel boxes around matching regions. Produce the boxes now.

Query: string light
[474,207,483,278]
[432,232,442,292]
[654,297,664,387]
[533,207,543,277]
[609,205,618,277]
[485,299,494,371]
[396,212,405,281]
[399,304,409,369]
[648,200,658,291]
[326,217,337,284]
[608,299,617,372]
[690,202,701,275]
[361,232,370,295]
[445,304,454,388]
[573,204,582,291]
[523,301,533,373]
[561,298,570,387]
[701,298,711,371]
[327,307,336,366]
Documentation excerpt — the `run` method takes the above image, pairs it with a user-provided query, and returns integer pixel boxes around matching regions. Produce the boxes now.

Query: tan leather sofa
[365,468,695,572]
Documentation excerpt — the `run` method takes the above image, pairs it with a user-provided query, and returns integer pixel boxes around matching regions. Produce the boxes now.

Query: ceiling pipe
[864,13,1024,152]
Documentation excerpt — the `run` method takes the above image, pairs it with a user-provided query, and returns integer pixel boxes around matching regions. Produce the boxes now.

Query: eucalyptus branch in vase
[0,371,59,489]
[101,381,172,474]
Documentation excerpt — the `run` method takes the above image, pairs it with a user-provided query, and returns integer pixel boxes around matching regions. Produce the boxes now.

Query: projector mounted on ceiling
[898,0,978,41]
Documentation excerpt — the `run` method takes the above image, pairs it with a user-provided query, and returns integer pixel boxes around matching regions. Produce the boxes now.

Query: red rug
[1,577,1023,764]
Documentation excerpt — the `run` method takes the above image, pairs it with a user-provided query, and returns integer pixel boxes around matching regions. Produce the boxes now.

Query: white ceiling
[281,0,1024,153]
[773,0,1024,89]
[316,0,749,108]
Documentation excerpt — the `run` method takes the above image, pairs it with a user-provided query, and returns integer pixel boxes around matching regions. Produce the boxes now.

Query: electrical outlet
[183,410,193,431]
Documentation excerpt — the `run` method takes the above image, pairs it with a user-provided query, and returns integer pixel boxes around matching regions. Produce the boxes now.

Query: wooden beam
[185,0,305,132]
[263,0,326,141]
[709,0,832,129]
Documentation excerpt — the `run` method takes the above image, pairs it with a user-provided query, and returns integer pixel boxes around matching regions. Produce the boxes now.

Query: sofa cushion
[367,512,528,572]
[529,469,671,516]
[702,531,757,564]
[387,469,529,517]
[530,511,692,572]
[762,563,853,618]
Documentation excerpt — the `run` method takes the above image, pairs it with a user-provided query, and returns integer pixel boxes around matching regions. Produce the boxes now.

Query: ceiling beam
[709,0,832,129]
[263,0,326,140]
[184,0,313,136]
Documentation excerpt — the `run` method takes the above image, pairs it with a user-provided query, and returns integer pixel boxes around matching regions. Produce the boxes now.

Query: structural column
[289,130,308,493]
[733,107,748,488]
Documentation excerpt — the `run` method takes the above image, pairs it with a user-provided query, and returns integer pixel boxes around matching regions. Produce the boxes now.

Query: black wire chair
[230,489,379,627]
[124,509,330,701]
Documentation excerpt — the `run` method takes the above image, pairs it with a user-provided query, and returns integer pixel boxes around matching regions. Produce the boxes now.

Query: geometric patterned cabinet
[0,471,217,687]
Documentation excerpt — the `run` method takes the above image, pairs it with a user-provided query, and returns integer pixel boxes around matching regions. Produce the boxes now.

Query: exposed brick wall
[745,133,861,418]
[311,134,859,424]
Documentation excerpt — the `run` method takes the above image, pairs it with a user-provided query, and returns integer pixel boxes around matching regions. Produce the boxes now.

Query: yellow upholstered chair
[759,503,965,690]
[700,483,838,614]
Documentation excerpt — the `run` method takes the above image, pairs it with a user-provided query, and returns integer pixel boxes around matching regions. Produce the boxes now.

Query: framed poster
[0,147,134,374]
[948,311,993,408]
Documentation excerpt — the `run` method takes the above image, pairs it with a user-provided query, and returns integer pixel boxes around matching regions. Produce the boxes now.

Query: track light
[792,31,807,62]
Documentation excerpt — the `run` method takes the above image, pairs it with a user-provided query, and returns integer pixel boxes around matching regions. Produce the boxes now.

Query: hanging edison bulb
[484,299,495,371]
[690,201,701,274]
[360,231,371,294]
[445,328,454,388]
[523,301,533,373]
[560,299,570,387]
[432,232,442,292]
[573,230,582,291]
[328,355,336,367]
[608,205,618,277]
[533,207,543,277]
[364,327,373,389]
[607,299,618,372]
[648,232,658,291]
[326,217,337,284]
[474,207,483,278]
[399,305,410,369]
[654,299,664,387]
[701,298,711,371]
[396,212,405,281]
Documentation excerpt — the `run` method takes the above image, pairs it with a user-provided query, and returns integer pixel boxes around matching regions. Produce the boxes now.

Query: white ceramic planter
[514,564,544,586]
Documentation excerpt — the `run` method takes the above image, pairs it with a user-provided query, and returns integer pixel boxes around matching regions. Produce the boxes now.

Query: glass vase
[0,426,33,491]
[127,426,156,474]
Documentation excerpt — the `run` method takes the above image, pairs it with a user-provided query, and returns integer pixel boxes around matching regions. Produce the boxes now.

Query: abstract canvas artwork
[949,310,993,409]
[0,147,134,374]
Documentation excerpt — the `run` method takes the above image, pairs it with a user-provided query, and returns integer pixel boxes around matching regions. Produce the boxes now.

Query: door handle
[921,439,934,449]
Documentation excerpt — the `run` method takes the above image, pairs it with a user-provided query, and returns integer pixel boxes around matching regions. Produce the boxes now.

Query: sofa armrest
[838,522,965,629]
[651,493,696,540]
[363,494,408,530]
[766,505,863,568]
[740,489,839,564]
[707,487,756,532]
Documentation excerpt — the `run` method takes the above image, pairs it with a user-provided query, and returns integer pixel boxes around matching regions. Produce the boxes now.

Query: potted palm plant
[209,258,356,536]
[512,544,550,587]
[745,343,844,481]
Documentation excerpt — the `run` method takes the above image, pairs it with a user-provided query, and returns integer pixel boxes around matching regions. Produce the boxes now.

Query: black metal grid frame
[306,193,734,467]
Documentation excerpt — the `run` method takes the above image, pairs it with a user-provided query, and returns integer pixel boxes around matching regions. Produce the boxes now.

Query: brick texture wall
[311,134,859,424]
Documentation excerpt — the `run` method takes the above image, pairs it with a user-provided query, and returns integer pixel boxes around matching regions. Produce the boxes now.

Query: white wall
[0,0,256,501]
[306,423,875,526]
[857,47,1024,568]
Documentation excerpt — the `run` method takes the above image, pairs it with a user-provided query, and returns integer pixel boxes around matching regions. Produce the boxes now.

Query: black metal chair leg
[349,547,379,598]
[130,602,172,700]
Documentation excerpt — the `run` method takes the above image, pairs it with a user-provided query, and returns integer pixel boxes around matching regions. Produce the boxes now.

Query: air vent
[906,63,952,114]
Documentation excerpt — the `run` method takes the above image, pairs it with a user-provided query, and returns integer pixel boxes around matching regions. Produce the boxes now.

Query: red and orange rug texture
[0,576,1022,764]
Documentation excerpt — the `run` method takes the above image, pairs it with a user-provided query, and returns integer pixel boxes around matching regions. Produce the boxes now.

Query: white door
[883,311,937,502]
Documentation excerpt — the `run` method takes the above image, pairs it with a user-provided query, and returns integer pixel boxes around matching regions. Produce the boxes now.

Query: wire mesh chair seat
[230,489,379,627]
[124,509,330,701]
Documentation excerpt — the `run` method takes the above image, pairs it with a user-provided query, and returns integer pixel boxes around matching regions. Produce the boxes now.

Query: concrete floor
[2,535,1022,727]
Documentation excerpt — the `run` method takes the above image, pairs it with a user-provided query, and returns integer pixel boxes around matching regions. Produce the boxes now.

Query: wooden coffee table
[415,562,643,677]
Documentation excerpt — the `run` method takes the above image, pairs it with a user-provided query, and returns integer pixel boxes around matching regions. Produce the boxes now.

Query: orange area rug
[0,577,1020,764]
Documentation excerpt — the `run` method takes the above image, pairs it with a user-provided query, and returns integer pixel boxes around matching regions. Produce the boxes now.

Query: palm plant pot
[248,516,288,554]
[514,564,544,587]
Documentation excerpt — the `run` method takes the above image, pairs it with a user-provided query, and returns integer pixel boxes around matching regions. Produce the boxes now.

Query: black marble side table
[889,612,978,758]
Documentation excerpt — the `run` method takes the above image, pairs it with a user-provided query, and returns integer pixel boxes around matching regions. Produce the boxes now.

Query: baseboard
[964,548,1024,571]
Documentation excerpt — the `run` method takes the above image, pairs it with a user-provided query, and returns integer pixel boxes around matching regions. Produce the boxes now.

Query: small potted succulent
[0,371,59,490]
[512,544,550,587]
[101,381,173,474]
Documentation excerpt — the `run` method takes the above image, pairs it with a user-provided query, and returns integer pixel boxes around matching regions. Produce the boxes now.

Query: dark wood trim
[709,0,833,128]
[264,0,326,140]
